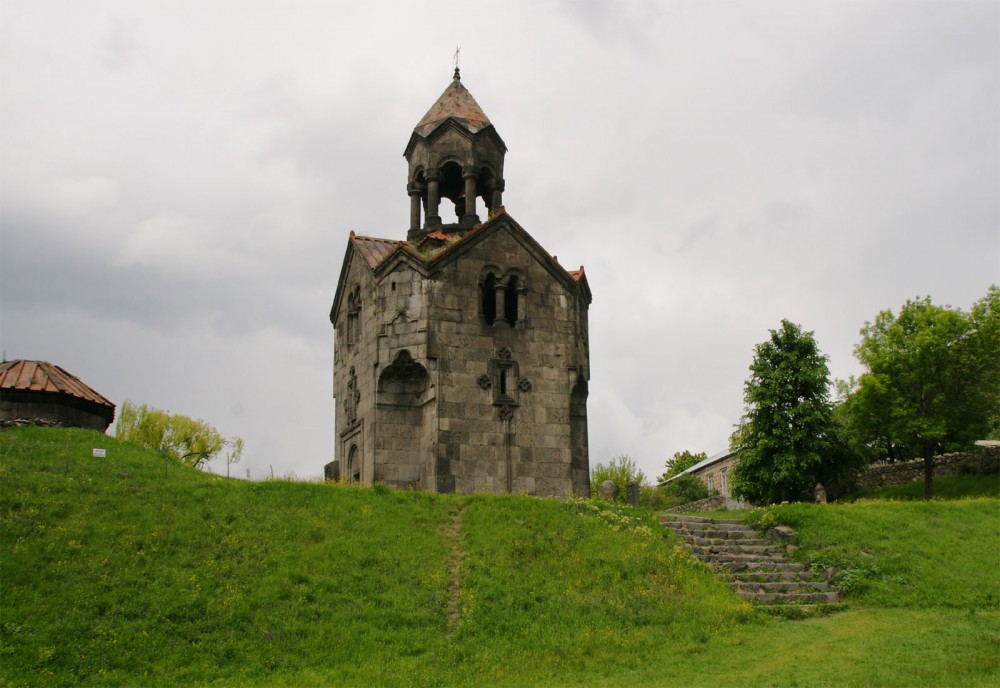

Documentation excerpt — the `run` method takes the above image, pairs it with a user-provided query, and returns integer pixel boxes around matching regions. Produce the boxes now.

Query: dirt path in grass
[443,506,466,636]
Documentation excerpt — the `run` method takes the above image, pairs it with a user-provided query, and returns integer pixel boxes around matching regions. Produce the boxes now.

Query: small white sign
[92,448,107,458]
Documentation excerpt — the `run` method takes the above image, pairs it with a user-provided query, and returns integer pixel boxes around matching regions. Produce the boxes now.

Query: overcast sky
[2,0,997,482]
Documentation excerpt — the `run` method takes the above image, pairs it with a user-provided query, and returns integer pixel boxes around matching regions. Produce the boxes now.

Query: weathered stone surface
[767,525,796,542]
[626,481,640,507]
[598,480,618,501]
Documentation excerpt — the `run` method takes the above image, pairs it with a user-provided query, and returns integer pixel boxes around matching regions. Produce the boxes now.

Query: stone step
[732,580,832,594]
[702,555,808,572]
[683,534,770,547]
[737,590,840,604]
[661,515,753,527]
[672,526,759,540]
[689,543,783,556]
[661,515,842,608]
[730,570,815,583]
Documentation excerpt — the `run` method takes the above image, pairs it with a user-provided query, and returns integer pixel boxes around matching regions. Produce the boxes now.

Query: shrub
[590,454,646,503]
[663,474,709,505]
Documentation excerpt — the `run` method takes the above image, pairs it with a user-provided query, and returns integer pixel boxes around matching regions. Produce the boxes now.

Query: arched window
[346,286,361,346]
[481,272,497,325]
[504,275,519,325]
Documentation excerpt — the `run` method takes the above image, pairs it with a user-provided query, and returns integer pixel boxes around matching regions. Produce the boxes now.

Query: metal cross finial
[453,45,461,80]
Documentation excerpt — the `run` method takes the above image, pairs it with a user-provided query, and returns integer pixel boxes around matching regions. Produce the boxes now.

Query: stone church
[329,69,591,497]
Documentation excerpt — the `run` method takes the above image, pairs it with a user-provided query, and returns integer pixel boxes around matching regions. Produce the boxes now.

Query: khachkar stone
[626,481,640,507]
[329,69,592,497]
[598,480,618,501]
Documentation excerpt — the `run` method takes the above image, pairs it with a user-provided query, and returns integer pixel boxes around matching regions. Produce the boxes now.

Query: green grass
[846,472,1000,501]
[2,427,999,686]
[743,498,1000,609]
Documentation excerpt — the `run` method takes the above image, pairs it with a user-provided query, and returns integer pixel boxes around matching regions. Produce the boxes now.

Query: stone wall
[1,395,112,432]
[668,495,727,513]
[853,447,999,491]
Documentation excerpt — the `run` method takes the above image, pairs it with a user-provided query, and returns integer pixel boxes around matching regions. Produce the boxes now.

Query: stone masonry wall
[668,495,727,513]
[853,447,999,491]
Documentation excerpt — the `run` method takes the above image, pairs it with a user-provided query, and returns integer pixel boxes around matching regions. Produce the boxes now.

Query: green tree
[591,454,646,503]
[224,436,245,478]
[662,475,710,505]
[848,289,998,498]
[969,286,1000,439]
[657,450,707,483]
[730,320,853,504]
[117,400,242,469]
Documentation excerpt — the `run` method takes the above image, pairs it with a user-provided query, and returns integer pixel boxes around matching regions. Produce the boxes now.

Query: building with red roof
[0,360,115,431]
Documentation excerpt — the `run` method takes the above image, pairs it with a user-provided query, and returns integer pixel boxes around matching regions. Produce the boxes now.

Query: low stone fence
[853,447,999,491]
[0,418,64,430]
[667,494,726,513]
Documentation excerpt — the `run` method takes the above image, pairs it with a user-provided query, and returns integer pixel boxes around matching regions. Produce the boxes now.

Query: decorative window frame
[478,347,532,421]
[479,266,527,328]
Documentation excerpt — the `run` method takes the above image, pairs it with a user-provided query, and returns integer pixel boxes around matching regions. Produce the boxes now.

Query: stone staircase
[660,514,840,606]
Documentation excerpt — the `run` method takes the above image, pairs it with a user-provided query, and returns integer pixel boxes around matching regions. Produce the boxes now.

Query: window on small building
[481,272,497,325]
[707,474,715,493]
[720,468,728,497]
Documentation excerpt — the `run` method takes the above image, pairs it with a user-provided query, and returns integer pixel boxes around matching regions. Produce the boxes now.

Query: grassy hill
[2,426,998,687]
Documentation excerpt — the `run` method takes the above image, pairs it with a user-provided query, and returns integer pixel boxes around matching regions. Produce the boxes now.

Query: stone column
[494,284,507,325]
[491,178,505,211]
[462,167,479,226]
[408,182,422,232]
[516,282,527,325]
[425,171,441,228]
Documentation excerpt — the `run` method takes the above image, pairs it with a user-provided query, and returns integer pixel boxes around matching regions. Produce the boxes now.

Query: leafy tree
[657,450,707,483]
[591,454,646,503]
[847,289,999,498]
[117,400,243,469]
[730,320,854,504]
[969,286,1000,439]
[662,474,710,505]
[224,436,245,478]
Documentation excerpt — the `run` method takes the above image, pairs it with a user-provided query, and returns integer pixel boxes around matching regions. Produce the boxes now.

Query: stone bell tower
[330,70,592,497]
[404,68,507,239]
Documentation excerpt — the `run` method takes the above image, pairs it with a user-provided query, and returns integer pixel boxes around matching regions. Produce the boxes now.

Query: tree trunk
[923,448,934,500]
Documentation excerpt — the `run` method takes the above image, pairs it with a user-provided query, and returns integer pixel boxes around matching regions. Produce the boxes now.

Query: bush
[590,455,646,503]
[663,474,709,505]
[639,484,671,510]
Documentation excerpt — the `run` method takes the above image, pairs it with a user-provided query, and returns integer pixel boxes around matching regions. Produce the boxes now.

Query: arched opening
[479,166,495,214]
[570,375,590,498]
[410,170,427,231]
[346,285,361,346]
[376,350,431,488]
[481,272,497,325]
[378,350,429,397]
[347,445,360,483]
[438,161,464,225]
[504,275,519,325]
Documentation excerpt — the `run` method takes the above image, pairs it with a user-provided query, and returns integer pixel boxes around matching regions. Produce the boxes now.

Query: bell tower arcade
[404,68,507,240]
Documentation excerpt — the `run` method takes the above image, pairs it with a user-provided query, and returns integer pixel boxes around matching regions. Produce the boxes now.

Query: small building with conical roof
[329,70,591,497]
[0,360,115,431]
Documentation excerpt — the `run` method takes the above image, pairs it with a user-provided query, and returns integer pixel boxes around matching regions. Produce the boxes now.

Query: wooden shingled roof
[0,360,115,409]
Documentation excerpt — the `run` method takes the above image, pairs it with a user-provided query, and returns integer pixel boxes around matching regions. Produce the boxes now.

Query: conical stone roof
[413,69,492,138]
